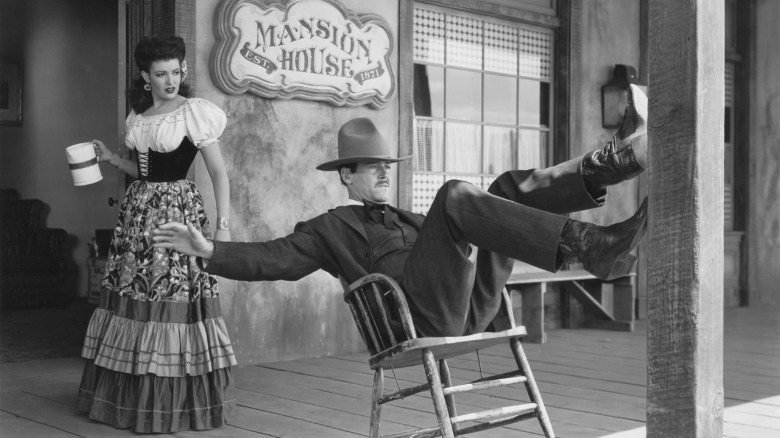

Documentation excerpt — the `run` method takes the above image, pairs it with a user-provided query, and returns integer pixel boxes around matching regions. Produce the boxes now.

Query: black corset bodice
[137,137,198,182]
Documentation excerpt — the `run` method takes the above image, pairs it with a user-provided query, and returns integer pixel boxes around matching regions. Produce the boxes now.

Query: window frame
[398,0,575,211]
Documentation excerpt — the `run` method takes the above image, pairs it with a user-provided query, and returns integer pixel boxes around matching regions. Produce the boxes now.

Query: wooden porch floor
[0,305,777,437]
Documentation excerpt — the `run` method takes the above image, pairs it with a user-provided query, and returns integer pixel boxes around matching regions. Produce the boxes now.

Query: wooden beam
[637,0,649,320]
[397,0,414,212]
[647,0,725,436]
[554,0,581,166]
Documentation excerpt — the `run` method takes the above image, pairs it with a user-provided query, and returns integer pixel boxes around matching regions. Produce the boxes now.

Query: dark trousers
[400,155,604,337]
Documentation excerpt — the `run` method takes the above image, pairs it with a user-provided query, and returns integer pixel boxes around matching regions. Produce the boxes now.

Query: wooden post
[637,0,649,320]
[422,349,455,437]
[519,284,547,343]
[647,1,725,436]
[611,276,635,322]
[369,368,383,438]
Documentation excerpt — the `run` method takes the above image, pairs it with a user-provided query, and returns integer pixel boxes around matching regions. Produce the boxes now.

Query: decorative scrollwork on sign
[210,0,396,108]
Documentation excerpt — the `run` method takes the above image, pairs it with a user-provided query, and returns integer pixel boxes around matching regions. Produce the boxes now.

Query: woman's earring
[144,83,151,91]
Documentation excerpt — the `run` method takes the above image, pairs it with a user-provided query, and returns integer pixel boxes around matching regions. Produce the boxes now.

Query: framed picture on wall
[0,59,23,126]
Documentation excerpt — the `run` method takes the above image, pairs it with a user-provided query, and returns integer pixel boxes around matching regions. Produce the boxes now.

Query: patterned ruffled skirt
[77,179,237,433]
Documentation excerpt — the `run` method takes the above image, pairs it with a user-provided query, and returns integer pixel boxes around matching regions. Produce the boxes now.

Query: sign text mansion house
[246,18,382,84]
[210,0,395,108]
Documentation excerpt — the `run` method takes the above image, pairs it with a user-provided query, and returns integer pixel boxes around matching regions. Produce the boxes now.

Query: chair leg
[439,359,459,434]
[422,349,455,438]
[510,338,555,438]
[370,368,384,438]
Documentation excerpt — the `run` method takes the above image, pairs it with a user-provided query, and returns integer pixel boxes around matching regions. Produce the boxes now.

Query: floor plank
[0,391,178,437]
[0,305,776,437]
[0,416,79,437]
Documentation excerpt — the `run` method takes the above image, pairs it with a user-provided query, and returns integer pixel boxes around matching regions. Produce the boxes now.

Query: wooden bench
[505,267,635,343]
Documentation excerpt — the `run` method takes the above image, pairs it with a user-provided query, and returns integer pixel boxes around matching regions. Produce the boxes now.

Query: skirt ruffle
[82,295,236,377]
[77,360,235,433]
[78,179,236,433]
[82,310,236,377]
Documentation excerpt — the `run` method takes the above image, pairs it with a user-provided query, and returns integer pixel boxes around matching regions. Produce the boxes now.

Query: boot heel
[601,254,637,280]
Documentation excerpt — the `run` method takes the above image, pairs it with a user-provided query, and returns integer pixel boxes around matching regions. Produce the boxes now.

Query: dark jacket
[204,205,424,285]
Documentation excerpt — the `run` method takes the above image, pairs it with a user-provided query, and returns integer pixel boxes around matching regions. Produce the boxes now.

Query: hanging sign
[211,0,395,108]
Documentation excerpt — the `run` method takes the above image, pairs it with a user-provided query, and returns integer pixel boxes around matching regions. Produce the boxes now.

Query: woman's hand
[92,140,115,163]
[153,222,215,259]
[214,229,231,242]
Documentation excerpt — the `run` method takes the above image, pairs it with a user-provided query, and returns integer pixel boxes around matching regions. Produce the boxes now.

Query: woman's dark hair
[127,36,190,114]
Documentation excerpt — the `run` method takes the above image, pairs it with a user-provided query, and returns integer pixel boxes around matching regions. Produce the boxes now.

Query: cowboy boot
[558,197,648,280]
[584,84,649,192]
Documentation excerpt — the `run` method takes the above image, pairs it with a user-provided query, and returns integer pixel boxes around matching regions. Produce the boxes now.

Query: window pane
[446,69,481,121]
[518,28,552,80]
[517,129,544,169]
[485,21,518,75]
[484,74,517,124]
[414,64,444,118]
[483,125,517,174]
[518,79,549,126]
[446,15,483,69]
[414,9,445,64]
[413,173,445,214]
[413,119,444,172]
[445,122,481,173]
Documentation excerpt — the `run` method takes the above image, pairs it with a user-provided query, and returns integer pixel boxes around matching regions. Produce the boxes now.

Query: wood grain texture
[397,0,415,212]
[647,0,725,436]
[0,306,775,436]
[423,349,455,437]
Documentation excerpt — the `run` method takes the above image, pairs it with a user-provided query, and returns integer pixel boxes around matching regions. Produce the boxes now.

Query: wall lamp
[601,64,638,128]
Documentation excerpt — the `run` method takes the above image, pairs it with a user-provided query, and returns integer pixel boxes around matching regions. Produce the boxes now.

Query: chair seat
[369,326,528,369]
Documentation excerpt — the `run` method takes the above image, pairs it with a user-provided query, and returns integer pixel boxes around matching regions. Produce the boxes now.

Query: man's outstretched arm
[153,222,324,282]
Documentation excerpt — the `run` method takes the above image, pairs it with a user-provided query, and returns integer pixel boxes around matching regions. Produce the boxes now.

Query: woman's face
[142,58,183,102]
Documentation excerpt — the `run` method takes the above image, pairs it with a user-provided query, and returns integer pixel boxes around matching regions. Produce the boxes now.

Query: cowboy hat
[316,118,412,171]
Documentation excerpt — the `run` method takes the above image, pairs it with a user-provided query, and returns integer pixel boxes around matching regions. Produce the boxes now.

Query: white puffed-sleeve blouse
[124,98,227,153]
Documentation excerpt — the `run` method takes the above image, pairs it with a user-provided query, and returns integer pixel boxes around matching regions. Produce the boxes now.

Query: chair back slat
[347,301,373,351]
[354,292,384,352]
[343,274,416,355]
[371,283,397,346]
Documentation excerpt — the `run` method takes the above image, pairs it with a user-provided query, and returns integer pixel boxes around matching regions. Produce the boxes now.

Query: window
[412,5,554,214]
[724,61,734,231]
[724,0,739,232]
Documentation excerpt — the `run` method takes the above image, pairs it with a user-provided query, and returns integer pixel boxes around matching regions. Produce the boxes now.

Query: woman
[77,36,236,433]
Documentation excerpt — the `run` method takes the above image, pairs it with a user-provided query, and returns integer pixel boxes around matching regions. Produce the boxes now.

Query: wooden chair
[343,273,555,438]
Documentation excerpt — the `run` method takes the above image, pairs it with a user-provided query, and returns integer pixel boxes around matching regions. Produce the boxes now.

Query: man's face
[344,161,392,203]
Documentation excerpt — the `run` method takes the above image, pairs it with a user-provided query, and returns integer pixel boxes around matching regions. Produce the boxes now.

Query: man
[154,85,649,338]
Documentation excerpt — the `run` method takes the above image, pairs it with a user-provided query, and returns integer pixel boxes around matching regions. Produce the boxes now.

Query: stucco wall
[190,0,645,364]
[0,0,121,298]
[192,0,399,364]
[184,0,778,363]
[575,0,642,225]
[750,0,780,305]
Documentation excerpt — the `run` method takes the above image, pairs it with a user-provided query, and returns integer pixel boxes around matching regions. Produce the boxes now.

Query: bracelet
[217,216,230,231]
[109,154,121,168]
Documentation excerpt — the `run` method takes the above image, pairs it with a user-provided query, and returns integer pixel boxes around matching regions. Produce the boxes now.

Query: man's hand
[153,222,215,260]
